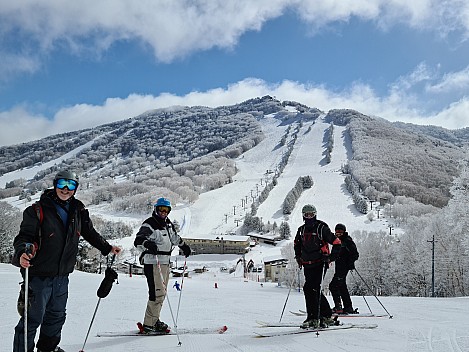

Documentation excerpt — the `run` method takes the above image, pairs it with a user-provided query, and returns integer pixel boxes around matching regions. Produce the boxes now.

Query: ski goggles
[303,212,316,218]
[156,206,170,213]
[55,178,78,191]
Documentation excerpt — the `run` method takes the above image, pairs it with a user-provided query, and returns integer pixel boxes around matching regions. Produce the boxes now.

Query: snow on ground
[1,263,468,352]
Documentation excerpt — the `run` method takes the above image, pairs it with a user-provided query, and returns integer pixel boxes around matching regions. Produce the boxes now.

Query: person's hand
[322,254,331,263]
[295,257,303,268]
[180,243,191,257]
[110,246,121,255]
[143,240,158,255]
[19,253,33,268]
[19,243,37,268]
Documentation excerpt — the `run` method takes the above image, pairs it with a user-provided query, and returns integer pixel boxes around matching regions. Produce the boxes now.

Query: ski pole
[353,268,393,318]
[279,268,297,323]
[175,259,187,325]
[315,261,328,335]
[362,295,372,314]
[24,243,34,352]
[350,271,372,313]
[155,257,182,346]
[80,254,117,352]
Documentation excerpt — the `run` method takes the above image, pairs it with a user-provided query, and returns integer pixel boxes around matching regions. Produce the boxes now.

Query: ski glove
[179,243,191,257]
[295,257,303,268]
[97,267,118,298]
[17,282,33,317]
[143,240,158,255]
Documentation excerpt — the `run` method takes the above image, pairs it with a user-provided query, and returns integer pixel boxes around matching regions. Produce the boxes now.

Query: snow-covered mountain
[1,97,468,296]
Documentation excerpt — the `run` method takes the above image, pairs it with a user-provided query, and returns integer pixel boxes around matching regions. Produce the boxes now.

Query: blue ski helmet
[154,197,171,212]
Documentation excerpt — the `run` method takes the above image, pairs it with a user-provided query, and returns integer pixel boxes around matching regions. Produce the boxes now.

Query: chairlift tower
[427,234,437,297]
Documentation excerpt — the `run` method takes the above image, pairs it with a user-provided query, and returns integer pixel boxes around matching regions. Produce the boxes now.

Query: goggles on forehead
[55,178,78,191]
[303,212,316,218]
[156,206,170,213]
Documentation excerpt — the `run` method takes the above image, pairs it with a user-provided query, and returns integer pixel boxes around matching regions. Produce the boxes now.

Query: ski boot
[154,319,169,332]
[37,346,66,352]
[300,318,320,329]
[320,316,339,328]
[343,306,359,314]
[141,320,170,334]
[331,303,343,314]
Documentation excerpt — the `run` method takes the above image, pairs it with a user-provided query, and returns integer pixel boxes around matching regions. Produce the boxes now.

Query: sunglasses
[303,212,316,218]
[56,178,78,191]
[157,206,170,213]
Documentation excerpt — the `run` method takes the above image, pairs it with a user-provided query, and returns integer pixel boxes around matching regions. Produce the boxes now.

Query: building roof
[183,234,250,242]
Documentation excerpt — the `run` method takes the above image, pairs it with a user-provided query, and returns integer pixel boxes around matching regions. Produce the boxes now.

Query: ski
[289,310,305,316]
[256,320,305,328]
[254,323,377,338]
[290,310,387,318]
[332,313,389,318]
[256,316,339,328]
[97,323,228,337]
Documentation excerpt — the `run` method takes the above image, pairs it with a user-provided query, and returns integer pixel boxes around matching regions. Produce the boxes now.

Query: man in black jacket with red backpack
[12,170,121,352]
[294,204,341,329]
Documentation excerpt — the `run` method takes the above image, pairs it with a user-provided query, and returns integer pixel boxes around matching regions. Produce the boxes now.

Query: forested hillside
[326,109,467,207]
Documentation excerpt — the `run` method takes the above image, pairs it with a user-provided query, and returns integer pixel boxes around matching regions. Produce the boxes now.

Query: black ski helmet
[335,223,346,232]
[301,204,317,216]
[53,170,79,189]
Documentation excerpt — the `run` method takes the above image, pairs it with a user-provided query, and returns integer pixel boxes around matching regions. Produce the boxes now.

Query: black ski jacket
[13,189,112,277]
[294,219,341,267]
[335,233,359,275]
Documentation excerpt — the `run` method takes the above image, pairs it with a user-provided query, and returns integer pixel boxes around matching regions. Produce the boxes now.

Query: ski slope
[1,263,468,352]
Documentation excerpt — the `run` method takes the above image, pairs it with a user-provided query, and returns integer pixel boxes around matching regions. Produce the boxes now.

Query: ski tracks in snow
[405,326,468,352]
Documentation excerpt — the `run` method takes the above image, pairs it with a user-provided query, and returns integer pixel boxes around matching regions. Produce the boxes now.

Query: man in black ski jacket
[329,223,359,314]
[294,204,341,329]
[12,170,121,352]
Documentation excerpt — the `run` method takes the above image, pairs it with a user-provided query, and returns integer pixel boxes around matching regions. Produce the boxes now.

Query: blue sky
[1,1,469,146]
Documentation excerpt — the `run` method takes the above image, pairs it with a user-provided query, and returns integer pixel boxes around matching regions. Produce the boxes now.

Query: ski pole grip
[109,253,116,267]
[24,243,34,256]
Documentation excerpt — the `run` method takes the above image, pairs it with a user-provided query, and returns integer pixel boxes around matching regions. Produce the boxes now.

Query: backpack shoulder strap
[32,201,43,224]
[32,201,43,249]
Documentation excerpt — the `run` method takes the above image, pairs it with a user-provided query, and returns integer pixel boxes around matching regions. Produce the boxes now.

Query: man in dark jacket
[294,204,341,328]
[329,223,359,314]
[12,170,121,352]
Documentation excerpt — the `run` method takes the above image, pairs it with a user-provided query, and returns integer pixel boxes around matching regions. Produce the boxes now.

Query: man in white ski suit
[134,198,191,332]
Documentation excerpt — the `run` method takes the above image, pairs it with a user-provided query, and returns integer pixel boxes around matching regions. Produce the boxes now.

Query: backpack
[11,201,43,268]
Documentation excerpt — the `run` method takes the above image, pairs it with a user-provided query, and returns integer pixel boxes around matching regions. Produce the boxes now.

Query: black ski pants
[303,263,332,320]
[13,275,68,352]
[329,269,353,309]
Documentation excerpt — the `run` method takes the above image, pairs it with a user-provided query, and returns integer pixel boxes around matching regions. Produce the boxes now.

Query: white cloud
[426,65,469,93]
[1,1,469,79]
[0,51,41,80]
[2,76,468,147]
